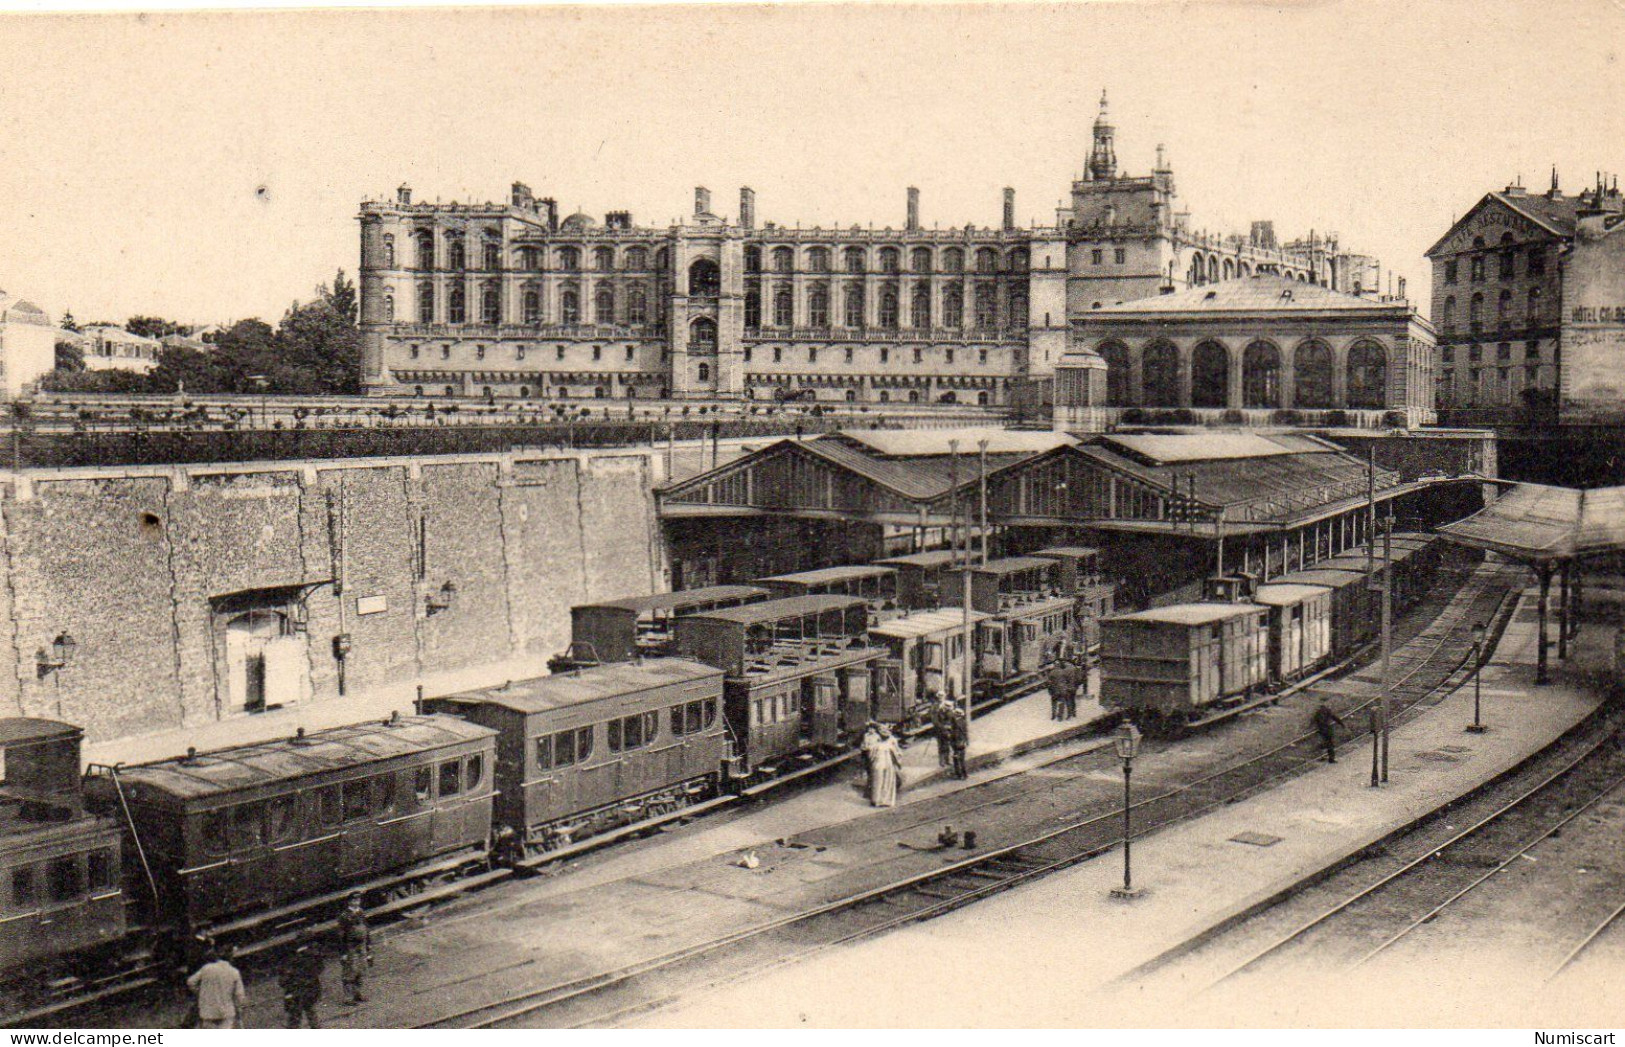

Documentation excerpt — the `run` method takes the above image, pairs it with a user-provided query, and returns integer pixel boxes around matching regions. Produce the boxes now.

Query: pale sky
[1,0,1622,326]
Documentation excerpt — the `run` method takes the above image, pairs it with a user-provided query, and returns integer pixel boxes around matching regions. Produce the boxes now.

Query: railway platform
[642,585,1608,1027]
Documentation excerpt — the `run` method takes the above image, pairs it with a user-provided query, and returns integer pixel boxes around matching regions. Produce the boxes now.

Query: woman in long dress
[868,726,903,808]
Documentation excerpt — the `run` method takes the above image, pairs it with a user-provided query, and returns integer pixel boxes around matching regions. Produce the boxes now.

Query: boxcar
[868,608,990,718]
[1,720,124,981]
[1099,603,1269,722]
[427,658,727,861]
[552,585,771,671]
[673,595,883,778]
[873,550,960,610]
[84,714,497,939]
[1323,548,1424,612]
[756,565,899,611]
[1251,583,1334,683]
[1269,567,1375,657]
[1030,545,1118,655]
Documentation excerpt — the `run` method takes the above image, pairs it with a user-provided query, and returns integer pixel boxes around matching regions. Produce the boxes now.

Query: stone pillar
[1558,561,1570,660]
[1177,343,1193,407]
[1228,350,1244,410]
[1537,566,1552,685]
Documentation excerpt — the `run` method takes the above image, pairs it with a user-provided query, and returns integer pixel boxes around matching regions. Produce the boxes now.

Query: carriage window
[88,849,117,891]
[535,734,554,770]
[375,774,396,813]
[202,810,230,855]
[670,705,687,737]
[752,699,764,728]
[607,718,623,752]
[574,726,593,762]
[413,766,433,804]
[439,760,463,797]
[231,803,265,848]
[317,786,342,827]
[12,866,37,906]
[48,856,82,902]
[686,700,705,735]
[642,711,660,742]
[623,714,644,750]
[267,795,300,843]
[464,754,484,792]
[343,779,374,821]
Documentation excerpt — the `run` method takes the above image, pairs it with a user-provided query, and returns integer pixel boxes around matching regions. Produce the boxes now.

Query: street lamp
[1111,720,1143,899]
[1466,621,1488,734]
[36,631,77,677]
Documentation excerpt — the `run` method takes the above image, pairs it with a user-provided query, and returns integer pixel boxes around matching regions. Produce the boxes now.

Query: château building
[357,94,1385,404]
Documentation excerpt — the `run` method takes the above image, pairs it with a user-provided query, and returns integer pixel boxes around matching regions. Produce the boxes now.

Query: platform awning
[1437,482,1625,564]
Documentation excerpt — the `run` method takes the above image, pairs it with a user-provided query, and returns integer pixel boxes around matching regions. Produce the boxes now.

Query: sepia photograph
[0,0,1623,1033]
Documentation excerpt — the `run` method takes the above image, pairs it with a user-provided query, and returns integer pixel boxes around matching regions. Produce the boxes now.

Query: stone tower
[1087,90,1117,181]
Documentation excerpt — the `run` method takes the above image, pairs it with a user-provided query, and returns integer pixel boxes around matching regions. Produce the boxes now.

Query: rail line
[412,566,1522,1030]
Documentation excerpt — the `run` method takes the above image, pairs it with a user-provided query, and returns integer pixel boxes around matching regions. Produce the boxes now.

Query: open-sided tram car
[1029,545,1118,655]
[550,585,771,672]
[674,595,884,781]
[867,608,991,717]
[83,714,497,947]
[873,550,960,610]
[1,720,125,981]
[945,556,1078,702]
[756,565,899,613]
[1099,603,1269,726]
[427,659,728,862]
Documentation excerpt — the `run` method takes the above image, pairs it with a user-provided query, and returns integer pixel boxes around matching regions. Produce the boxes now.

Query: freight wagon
[1099,603,1269,726]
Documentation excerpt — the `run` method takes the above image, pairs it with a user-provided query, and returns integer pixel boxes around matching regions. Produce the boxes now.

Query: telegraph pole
[1381,505,1393,783]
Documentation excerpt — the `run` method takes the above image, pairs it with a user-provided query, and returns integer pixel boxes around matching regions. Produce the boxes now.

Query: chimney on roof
[1550,166,1561,196]
[695,186,711,216]
[906,187,920,231]
[1002,188,1016,232]
[511,182,534,210]
[739,187,756,230]
[540,197,559,232]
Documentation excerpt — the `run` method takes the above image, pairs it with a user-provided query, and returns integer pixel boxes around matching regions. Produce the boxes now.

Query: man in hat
[927,692,953,767]
[337,894,372,1004]
[1313,698,1346,764]
[278,943,325,1028]
[186,944,247,1029]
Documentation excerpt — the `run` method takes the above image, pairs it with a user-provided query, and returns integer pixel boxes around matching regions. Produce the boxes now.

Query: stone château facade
[358,93,1384,404]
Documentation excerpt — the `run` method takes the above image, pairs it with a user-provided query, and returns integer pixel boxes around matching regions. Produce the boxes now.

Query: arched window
[690,316,717,352]
[808,247,830,273]
[772,247,793,273]
[689,258,721,297]
[973,283,996,328]
[846,389,857,403]
[908,389,921,403]
[844,247,865,274]
[1188,254,1204,285]
[772,284,793,327]
[1008,248,1028,272]
[594,247,614,272]
[808,283,830,328]
[1099,341,1131,405]
[558,246,580,271]
[697,363,710,383]
[878,287,899,329]
[484,236,502,271]
[975,247,997,273]
[943,247,964,273]
[911,248,933,273]
[448,236,467,271]
[1206,256,1219,283]
[445,385,456,397]
[878,247,901,274]
[653,247,669,271]
[595,285,615,324]
[879,389,891,403]
[977,390,990,406]
[481,282,500,324]
[1191,341,1229,408]
[523,287,541,324]
[561,286,580,325]
[1242,340,1282,408]
[1008,292,1028,327]
[1346,340,1388,408]
[1442,296,1456,332]
[844,283,864,328]
[911,285,931,328]
[448,285,467,324]
[383,294,395,322]
[518,246,542,271]
[1222,258,1235,280]
[416,232,435,270]
[1528,286,1542,325]
[1294,340,1334,408]
[1141,341,1179,405]
[382,234,395,268]
[1498,289,1512,330]
[627,287,648,325]
[744,287,761,328]
[413,385,424,396]
[744,245,762,272]
[418,284,434,323]
[1470,293,1483,332]
[943,285,964,328]
[625,247,647,271]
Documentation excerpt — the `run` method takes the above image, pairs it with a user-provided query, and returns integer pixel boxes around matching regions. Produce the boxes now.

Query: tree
[59,310,81,332]
[277,270,361,395]
[125,316,189,340]
[54,338,84,373]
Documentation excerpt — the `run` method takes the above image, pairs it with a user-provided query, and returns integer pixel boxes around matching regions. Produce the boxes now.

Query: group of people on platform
[860,693,972,807]
[179,892,373,1029]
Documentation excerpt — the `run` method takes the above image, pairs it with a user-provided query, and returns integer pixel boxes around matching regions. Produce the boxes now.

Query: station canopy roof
[1438,482,1625,564]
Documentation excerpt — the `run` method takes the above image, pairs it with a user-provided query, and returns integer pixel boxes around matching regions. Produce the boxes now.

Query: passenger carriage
[550,585,771,671]
[673,595,884,783]
[873,550,960,610]
[83,714,496,943]
[0,720,124,981]
[756,565,899,615]
[1099,603,1269,727]
[868,608,990,720]
[945,556,1078,703]
[427,659,728,863]
[1029,545,1118,656]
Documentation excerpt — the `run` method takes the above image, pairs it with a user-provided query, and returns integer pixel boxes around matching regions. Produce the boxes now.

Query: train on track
[1100,531,1459,730]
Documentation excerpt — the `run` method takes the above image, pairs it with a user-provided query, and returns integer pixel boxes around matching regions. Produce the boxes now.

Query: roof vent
[292,727,312,746]
[384,710,401,726]
[180,746,200,765]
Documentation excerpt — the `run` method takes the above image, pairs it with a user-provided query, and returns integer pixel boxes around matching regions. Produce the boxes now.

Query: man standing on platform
[338,894,372,1004]
[947,702,970,779]
[928,692,953,767]
[1313,699,1345,764]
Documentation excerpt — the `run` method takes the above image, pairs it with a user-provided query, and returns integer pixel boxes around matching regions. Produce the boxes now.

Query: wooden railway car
[1,720,124,980]
[426,659,728,862]
[873,550,959,610]
[756,565,899,611]
[1268,567,1376,657]
[972,594,1079,704]
[673,595,883,781]
[945,556,1063,615]
[868,608,990,718]
[1029,545,1118,654]
[550,585,771,671]
[1251,582,1334,683]
[84,714,497,940]
[1099,603,1269,724]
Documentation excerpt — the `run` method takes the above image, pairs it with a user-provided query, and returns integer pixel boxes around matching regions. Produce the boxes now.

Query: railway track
[1199,721,1625,991]
[412,565,1524,1030]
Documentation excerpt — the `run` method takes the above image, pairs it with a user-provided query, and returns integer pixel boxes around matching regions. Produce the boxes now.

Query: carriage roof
[436,657,723,715]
